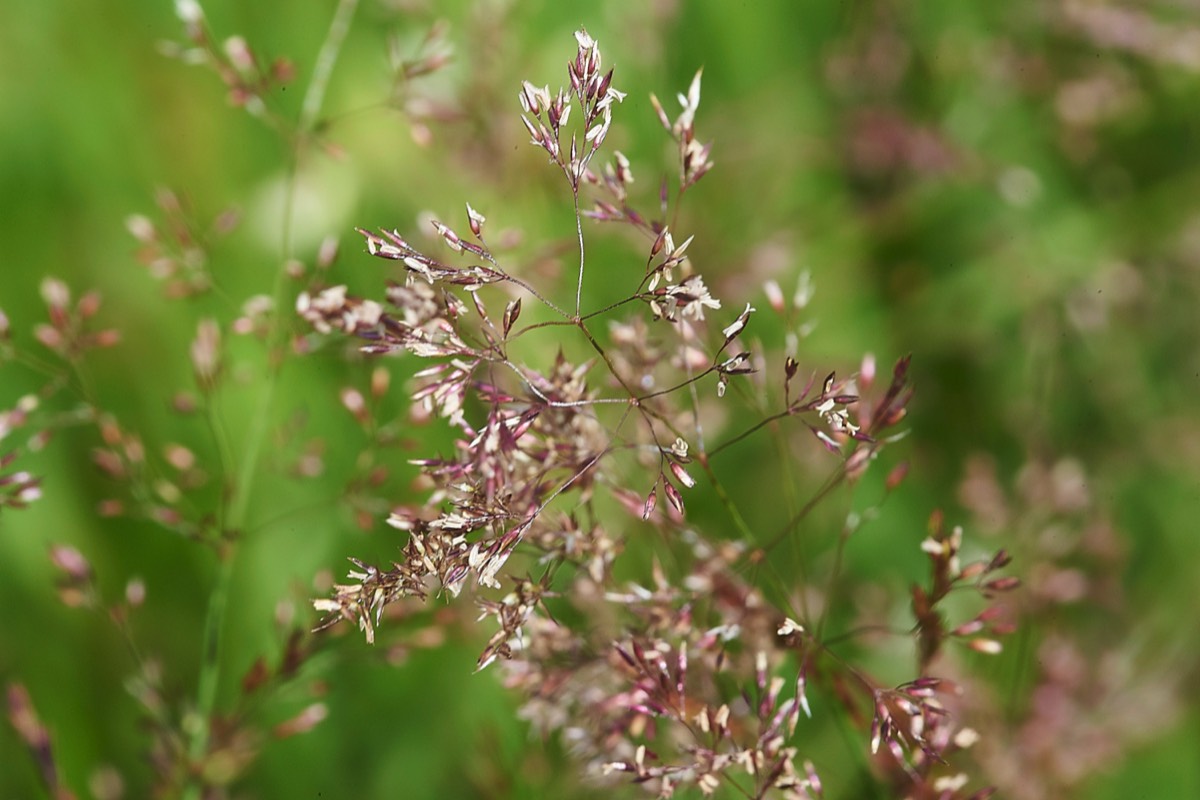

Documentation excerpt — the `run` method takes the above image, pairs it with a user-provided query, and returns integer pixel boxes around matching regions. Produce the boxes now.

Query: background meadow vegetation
[2,0,1199,797]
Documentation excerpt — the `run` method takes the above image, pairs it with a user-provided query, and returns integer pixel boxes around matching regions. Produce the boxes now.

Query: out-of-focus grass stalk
[183,2,359,796]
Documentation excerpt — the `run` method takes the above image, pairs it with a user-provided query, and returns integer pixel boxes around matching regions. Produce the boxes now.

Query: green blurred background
[3,0,1200,797]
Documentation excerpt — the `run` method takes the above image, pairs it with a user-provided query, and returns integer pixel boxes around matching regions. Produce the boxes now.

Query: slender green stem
[183,4,359,796]
[203,396,236,518]
[300,0,359,134]
[186,539,232,766]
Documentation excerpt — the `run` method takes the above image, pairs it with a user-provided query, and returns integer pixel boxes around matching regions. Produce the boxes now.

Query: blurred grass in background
[2,0,1199,797]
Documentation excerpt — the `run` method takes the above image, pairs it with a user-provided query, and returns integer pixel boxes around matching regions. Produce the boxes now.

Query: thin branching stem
[580,294,642,320]
[637,365,717,402]
[502,274,571,319]
[709,406,802,458]
[574,321,665,451]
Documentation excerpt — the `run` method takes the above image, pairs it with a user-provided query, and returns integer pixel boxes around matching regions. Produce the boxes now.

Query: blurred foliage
[2,0,1199,798]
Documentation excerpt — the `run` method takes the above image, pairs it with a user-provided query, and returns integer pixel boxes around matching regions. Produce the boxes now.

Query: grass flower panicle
[295,28,1016,800]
